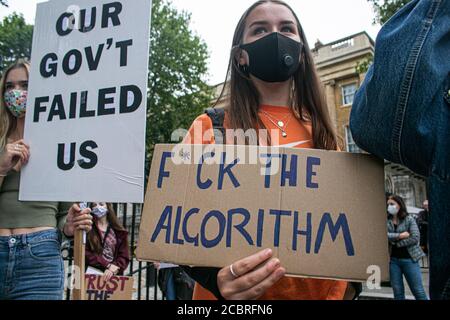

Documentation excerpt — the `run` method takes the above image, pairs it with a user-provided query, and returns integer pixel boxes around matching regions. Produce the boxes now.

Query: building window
[345,126,361,153]
[342,83,357,106]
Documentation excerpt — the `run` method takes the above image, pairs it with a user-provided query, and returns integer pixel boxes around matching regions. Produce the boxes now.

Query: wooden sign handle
[73,229,86,300]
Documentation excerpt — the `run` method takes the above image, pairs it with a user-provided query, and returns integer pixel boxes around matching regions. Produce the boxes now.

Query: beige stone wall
[317,56,369,150]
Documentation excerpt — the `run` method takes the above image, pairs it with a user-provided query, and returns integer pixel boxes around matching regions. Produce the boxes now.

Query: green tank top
[0,170,72,229]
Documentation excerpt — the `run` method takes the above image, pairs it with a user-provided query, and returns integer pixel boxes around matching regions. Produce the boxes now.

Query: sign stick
[73,228,86,300]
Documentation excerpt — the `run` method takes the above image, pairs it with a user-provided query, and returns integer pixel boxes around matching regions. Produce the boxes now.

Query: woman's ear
[235,48,249,66]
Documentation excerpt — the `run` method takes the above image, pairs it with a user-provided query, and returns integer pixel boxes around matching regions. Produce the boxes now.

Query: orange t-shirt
[183,105,348,300]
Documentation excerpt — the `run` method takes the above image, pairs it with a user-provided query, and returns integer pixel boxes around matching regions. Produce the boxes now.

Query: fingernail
[264,249,272,256]
[270,259,280,269]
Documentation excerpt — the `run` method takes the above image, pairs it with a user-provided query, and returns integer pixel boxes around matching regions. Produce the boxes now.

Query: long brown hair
[0,59,31,149]
[214,0,339,150]
[388,195,409,220]
[88,203,128,255]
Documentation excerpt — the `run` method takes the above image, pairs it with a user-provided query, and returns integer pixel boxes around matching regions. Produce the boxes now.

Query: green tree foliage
[146,0,213,166]
[356,56,374,75]
[368,0,412,25]
[0,13,33,74]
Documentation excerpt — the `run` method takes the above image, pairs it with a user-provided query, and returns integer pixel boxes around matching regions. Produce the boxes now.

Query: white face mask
[388,205,399,216]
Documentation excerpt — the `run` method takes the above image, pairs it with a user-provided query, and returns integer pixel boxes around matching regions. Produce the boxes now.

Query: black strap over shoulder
[205,107,226,144]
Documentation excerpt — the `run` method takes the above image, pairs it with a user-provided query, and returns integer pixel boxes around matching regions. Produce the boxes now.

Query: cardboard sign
[20,0,152,203]
[85,274,134,300]
[137,144,390,282]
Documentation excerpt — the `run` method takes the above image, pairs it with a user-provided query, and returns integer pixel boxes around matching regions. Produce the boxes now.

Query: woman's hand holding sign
[103,264,120,282]
[217,249,286,300]
[0,139,30,175]
[63,203,93,237]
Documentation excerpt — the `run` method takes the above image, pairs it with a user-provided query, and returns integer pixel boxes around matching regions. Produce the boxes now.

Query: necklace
[260,110,293,138]
[261,110,291,127]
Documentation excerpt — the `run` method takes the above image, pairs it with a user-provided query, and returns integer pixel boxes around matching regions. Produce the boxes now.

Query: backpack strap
[205,107,226,145]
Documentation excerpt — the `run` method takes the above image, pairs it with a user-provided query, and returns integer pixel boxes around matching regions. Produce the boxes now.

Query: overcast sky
[1,0,381,85]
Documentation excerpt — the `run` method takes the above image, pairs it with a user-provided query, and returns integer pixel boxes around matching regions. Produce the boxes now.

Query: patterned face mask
[4,89,27,118]
[92,205,108,218]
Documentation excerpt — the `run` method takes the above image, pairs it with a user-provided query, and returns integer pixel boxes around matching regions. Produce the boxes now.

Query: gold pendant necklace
[260,111,293,138]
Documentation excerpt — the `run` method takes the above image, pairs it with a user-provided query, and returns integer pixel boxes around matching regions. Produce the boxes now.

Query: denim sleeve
[180,266,224,300]
[396,218,420,248]
[349,0,441,177]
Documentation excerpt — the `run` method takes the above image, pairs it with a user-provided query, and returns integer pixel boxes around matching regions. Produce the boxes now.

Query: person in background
[0,59,93,300]
[85,202,130,282]
[387,195,428,300]
[417,200,429,254]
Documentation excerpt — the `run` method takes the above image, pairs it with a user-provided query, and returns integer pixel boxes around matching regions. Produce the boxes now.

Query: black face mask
[240,32,303,83]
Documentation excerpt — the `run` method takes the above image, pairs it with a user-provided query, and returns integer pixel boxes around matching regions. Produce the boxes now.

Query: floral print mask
[4,89,27,118]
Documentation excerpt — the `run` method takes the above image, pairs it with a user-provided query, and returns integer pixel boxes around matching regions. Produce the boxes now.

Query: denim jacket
[387,215,426,262]
[350,0,449,299]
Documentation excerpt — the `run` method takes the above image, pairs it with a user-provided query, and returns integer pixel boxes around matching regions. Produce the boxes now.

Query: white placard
[86,267,104,275]
[20,0,152,203]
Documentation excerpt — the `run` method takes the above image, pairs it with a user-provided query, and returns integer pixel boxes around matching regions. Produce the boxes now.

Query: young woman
[182,0,352,300]
[85,202,130,281]
[0,59,93,300]
[387,195,428,300]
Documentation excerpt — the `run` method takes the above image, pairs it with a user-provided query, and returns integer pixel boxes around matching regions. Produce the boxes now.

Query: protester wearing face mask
[387,195,428,300]
[0,60,93,300]
[85,202,130,282]
[181,0,358,300]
